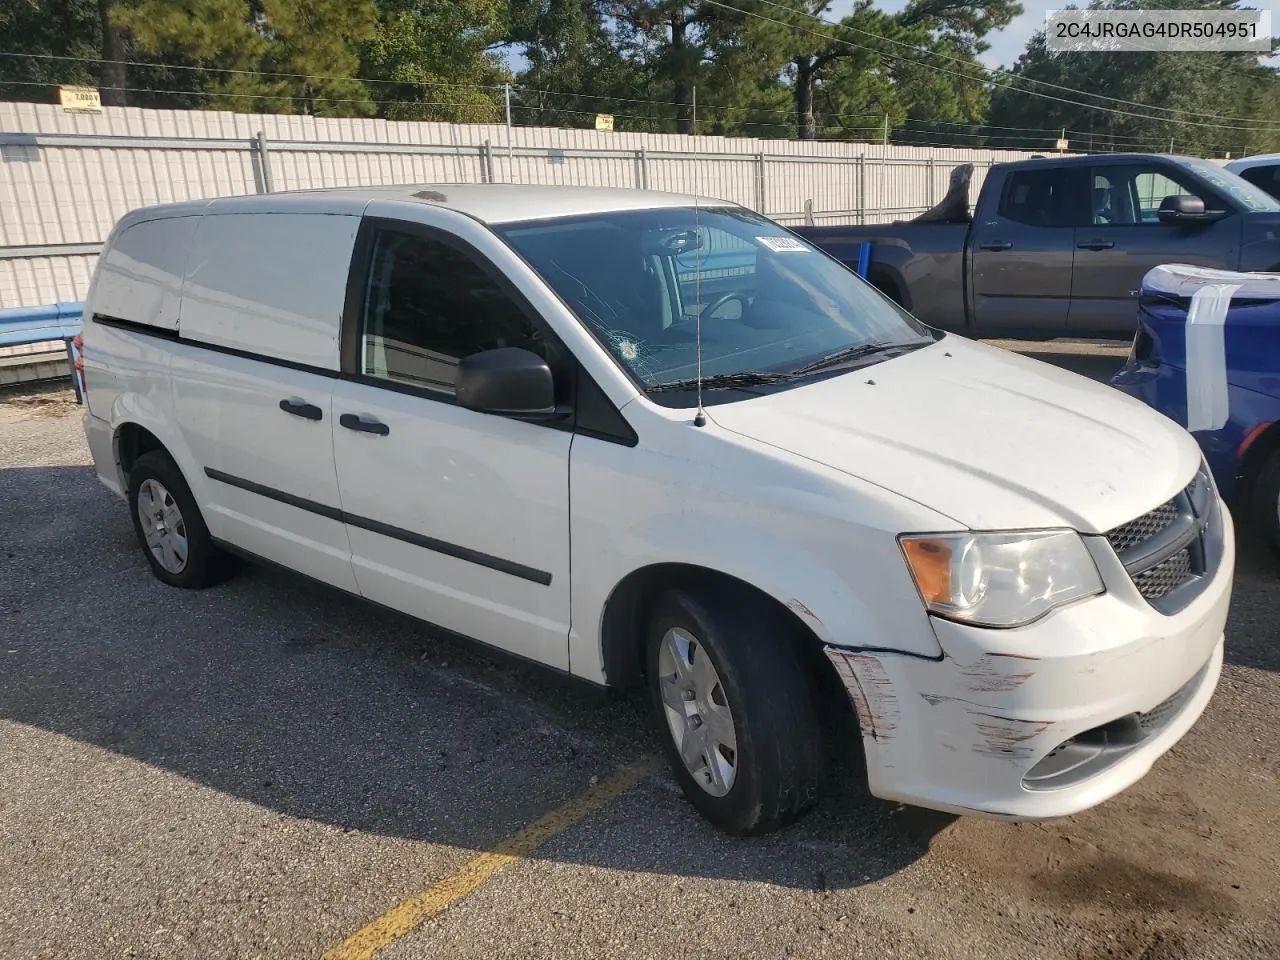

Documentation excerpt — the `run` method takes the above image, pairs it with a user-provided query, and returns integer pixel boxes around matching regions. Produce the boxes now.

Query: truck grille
[1103,468,1221,614]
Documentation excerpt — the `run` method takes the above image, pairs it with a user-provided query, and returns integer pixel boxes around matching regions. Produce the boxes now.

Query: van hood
[706,336,1203,533]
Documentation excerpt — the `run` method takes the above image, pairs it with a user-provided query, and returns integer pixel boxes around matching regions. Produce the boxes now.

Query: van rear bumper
[83,409,124,498]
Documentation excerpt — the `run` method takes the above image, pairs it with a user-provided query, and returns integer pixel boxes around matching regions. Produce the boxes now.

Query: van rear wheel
[645,585,824,835]
[128,450,236,588]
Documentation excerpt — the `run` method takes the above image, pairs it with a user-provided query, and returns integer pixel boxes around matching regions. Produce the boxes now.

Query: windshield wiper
[647,371,794,393]
[791,339,929,376]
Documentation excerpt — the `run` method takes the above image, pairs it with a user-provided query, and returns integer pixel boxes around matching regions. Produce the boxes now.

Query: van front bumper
[826,502,1234,820]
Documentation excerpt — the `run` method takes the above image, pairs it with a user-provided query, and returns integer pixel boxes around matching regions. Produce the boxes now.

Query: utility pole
[504,84,512,129]
[692,85,697,136]
[882,113,889,145]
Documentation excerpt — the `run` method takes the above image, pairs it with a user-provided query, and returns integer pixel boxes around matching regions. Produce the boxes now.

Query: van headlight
[899,530,1104,628]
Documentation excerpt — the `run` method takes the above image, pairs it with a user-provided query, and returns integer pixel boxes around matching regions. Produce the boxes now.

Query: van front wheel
[645,585,824,835]
[128,450,236,589]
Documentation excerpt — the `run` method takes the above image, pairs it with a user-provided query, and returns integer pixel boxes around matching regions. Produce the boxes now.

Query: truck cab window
[1090,167,1201,225]
[999,169,1079,227]
[361,229,545,396]
[1236,165,1280,202]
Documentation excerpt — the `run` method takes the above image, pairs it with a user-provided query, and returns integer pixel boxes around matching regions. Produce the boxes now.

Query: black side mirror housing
[455,347,557,418]
[1157,194,1215,224]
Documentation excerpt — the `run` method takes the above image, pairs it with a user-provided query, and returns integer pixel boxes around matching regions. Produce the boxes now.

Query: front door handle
[978,240,1013,251]
[340,413,390,436]
[279,397,323,421]
[1077,239,1115,251]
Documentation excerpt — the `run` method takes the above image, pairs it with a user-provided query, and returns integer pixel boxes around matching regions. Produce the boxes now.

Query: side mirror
[1157,195,1212,224]
[455,347,556,418]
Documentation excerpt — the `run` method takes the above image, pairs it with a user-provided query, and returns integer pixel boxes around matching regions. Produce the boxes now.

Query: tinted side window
[1239,165,1280,202]
[360,229,544,395]
[999,169,1078,227]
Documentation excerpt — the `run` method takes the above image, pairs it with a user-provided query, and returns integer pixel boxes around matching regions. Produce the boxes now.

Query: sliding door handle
[977,240,1013,251]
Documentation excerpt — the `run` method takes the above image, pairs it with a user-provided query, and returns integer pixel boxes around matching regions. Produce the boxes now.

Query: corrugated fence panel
[0,102,1078,307]
[646,153,756,209]
[0,255,95,308]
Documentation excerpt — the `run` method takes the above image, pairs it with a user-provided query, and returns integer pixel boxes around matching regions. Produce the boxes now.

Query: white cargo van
[80,184,1233,835]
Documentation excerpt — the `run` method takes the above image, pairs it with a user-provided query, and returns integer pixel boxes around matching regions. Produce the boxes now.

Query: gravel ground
[1,349,1277,960]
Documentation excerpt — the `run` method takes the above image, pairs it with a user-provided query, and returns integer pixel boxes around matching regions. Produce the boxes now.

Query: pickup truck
[793,153,1280,340]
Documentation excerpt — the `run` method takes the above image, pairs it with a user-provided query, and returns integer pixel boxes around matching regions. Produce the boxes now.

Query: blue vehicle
[1112,264,1280,551]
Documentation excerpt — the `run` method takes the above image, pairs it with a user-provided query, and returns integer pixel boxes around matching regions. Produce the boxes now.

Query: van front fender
[572,507,943,685]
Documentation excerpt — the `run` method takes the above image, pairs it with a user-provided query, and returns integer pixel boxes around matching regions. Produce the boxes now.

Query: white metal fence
[0,102,1071,309]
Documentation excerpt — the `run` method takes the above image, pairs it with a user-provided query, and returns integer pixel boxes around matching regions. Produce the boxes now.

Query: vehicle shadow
[1222,515,1280,674]
[0,463,951,892]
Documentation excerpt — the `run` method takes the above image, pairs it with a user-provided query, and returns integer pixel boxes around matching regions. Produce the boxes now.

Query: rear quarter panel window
[178,212,361,370]
[91,216,200,330]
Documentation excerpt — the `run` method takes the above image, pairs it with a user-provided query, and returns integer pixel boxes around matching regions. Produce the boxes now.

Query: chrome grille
[1131,547,1193,600]
[1105,498,1178,554]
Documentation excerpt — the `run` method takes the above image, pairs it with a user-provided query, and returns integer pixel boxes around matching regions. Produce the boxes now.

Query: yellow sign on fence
[594,113,614,132]
[59,85,102,113]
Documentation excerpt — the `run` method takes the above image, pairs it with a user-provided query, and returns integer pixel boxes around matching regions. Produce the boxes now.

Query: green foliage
[361,0,509,122]
[114,0,376,114]
[0,0,102,100]
[987,0,1280,156]
[2,0,1277,152]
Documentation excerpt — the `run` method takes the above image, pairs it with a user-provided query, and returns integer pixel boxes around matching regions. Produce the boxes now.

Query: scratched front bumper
[826,502,1234,820]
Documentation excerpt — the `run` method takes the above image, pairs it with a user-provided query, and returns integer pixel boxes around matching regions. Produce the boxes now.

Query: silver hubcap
[657,627,738,797]
[137,479,189,574]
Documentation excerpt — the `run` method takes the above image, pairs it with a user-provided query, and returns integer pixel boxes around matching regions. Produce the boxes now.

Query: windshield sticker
[756,235,808,252]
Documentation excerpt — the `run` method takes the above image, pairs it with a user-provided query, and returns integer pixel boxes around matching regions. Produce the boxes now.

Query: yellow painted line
[322,756,663,960]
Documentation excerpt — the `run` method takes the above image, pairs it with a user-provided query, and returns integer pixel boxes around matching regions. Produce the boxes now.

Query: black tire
[645,584,825,836]
[1249,448,1280,557]
[127,449,236,588]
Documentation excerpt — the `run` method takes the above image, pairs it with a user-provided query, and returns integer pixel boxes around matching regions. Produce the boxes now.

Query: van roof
[124,183,734,228]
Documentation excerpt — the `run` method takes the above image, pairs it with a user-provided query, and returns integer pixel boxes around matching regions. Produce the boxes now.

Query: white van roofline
[110,183,736,233]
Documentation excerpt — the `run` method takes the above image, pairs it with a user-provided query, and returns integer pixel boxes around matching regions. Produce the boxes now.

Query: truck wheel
[128,450,236,589]
[645,584,824,835]
[1249,448,1280,558]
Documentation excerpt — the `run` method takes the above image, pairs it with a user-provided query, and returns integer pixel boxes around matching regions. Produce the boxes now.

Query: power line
[714,0,1280,129]
[0,78,502,112]
[3,46,1265,147]
[515,84,885,123]
[0,50,506,91]
[0,49,897,127]
[0,76,886,133]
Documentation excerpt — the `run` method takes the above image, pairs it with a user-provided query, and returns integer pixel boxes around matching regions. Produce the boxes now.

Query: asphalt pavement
[1,345,1277,960]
